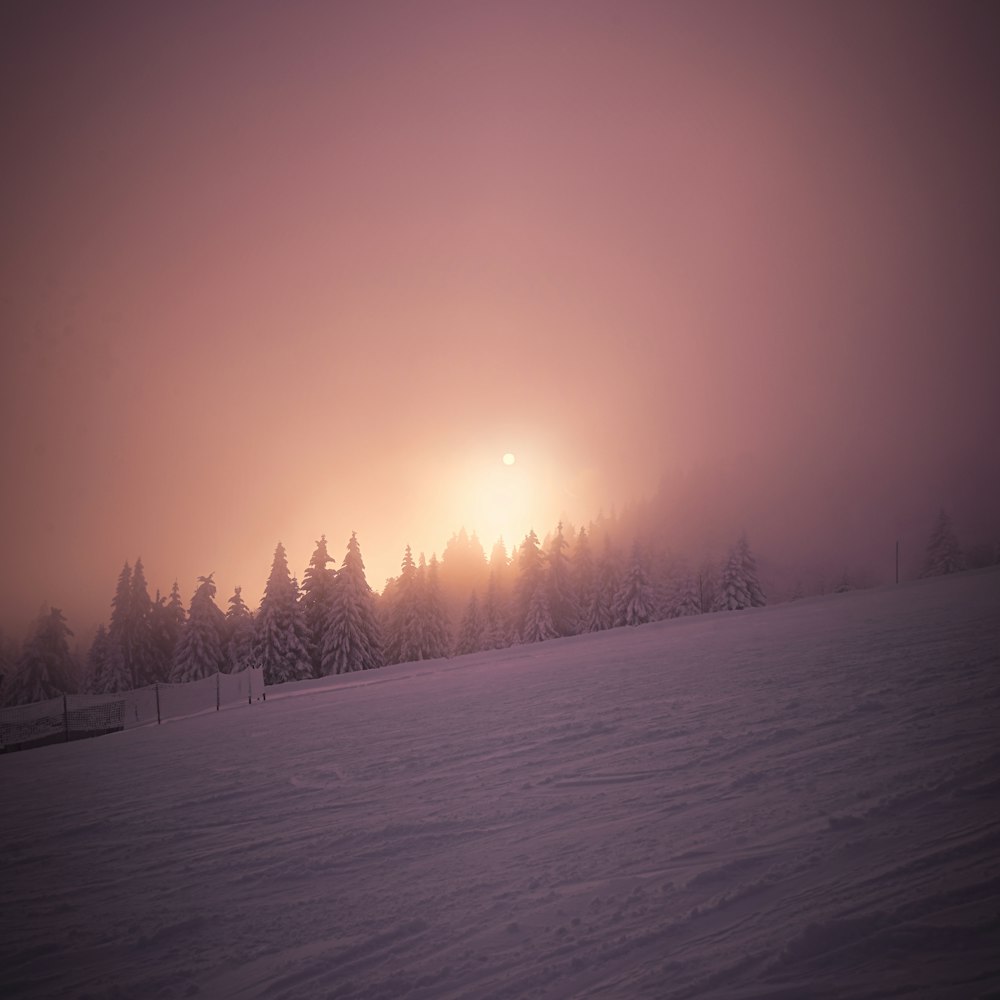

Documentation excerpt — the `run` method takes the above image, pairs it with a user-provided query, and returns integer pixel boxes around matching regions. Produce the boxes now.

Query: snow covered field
[3,569,999,999]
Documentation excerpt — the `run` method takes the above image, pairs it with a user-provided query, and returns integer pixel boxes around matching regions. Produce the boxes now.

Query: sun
[502,452,516,466]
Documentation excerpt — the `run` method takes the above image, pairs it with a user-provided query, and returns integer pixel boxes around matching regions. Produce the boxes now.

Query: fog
[1,1,998,637]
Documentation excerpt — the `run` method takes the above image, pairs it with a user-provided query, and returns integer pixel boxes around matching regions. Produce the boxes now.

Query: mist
[1,0,998,638]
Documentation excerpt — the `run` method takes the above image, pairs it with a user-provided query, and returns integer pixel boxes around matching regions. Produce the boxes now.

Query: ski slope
[3,569,999,999]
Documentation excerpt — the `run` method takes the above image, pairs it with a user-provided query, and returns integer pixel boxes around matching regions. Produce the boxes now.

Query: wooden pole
[63,694,69,742]
[216,673,220,712]
[155,683,161,725]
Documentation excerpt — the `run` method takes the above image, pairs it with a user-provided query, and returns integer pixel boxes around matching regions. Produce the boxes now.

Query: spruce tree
[581,538,618,632]
[667,569,702,617]
[106,562,133,689]
[301,535,336,673]
[521,585,557,643]
[455,590,484,655]
[513,530,547,642]
[85,624,112,693]
[320,532,384,674]
[921,508,963,577]
[546,523,578,637]
[480,570,511,649]
[614,543,657,626]
[170,574,227,682]
[253,542,313,685]
[571,527,597,632]
[421,555,451,659]
[129,558,156,686]
[6,607,77,705]
[0,628,17,705]
[385,545,422,664]
[149,582,186,683]
[225,586,255,673]
[715,534,766,610]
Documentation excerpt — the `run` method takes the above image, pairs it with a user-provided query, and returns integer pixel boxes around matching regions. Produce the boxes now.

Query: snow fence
[0,666,265,753]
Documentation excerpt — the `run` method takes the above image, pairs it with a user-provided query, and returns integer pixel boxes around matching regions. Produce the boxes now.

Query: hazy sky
[2,0,998,635]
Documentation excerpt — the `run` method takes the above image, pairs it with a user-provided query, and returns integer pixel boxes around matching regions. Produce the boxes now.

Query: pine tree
[106,562,134,689]
[667,569,702,617]
[581,538,618,632]
[225,586,255,673]
[481,570,511,649]
[6,607,77,705]
[614,543,657,626]
[455,590,484,655]
[300,535,336,673]
[571,527,597,632]
[0,628,17,705]
[715,534,766,610]
[170,574,227,682]
[522,585,557,643]
[513,530,547,642]
[921,508,963,577]
[253,542,313,685]
[421,555,451,659]
[85,624,112,693]
[149,582,185,683]
[320,532,384,674]
[546,523,578,637]
[385,545,422,664]
[129,558,157,686]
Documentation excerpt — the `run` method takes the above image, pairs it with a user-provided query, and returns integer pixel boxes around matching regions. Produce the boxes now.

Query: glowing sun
[502,452,516,466]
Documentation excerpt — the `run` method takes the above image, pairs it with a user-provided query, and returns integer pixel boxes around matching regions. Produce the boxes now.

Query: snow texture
[2,568,999,999]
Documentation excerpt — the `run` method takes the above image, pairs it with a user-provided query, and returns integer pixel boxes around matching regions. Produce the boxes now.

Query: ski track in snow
[2,569,999,999]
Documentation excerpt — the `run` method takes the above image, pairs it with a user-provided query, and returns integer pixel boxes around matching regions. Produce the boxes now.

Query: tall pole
[896,540,900,584]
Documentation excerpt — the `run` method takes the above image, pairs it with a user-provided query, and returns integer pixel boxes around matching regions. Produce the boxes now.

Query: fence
[0,667,265,753]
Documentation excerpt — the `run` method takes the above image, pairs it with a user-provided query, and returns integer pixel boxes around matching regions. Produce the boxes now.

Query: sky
[2,0,999,637]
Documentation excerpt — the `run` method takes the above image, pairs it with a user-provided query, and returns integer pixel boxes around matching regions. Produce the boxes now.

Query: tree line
[0,505,988,707]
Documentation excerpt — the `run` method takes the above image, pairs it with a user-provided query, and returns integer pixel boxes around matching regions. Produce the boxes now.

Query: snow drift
[3,568,999,999]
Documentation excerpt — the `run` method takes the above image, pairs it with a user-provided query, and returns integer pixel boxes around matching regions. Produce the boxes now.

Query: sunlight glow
[502,452,516,466]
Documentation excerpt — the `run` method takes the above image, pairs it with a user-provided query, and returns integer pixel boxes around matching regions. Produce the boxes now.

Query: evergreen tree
[715,534,766,610]
[85,624,112,693]
[320,532,384,674]
[698,557,719,615]
[546,522,578,637]
[129,558,157,686]
[522,585,557,643]
[571,527,597,632]
[921,508,963,577]
[0,628,16,704]
[148,583,184,683]
[301,535,337,673]
[106,562,133,689]
[513,530,547,641]
[480,570,511,649]
[253,542,313,685]
[6,607,77,705]
[581,538,618,632]
[455,590,484,655]
[225,586,255,673]
[667,569,702,617]
[420,555,451,659]
[614,543,657,626]
[385,545,422,664]
[170,574,227,682]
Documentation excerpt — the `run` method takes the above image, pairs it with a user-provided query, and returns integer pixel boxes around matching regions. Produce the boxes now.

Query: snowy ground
[3,569,999,999]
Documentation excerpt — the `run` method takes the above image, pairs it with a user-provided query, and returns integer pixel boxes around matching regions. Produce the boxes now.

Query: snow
[3,568,999,999]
